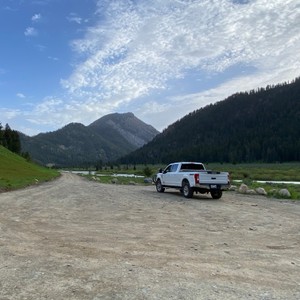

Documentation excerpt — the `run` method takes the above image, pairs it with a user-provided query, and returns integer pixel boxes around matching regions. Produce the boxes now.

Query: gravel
[0,172,299,299]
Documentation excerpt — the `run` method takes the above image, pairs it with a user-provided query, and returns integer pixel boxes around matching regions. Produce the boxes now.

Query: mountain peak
[20,112,159,167]
[89,112,159,148]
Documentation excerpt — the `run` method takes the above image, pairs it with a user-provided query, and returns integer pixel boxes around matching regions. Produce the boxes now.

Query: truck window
[180,163,204,171]
[164,165,172,173]
[171,164,179,172]
[164,164,179,173]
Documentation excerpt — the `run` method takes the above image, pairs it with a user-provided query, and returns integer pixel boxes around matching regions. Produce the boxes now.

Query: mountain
[89,112,158,149]
[119,78,300,164]
[20,113,159,167]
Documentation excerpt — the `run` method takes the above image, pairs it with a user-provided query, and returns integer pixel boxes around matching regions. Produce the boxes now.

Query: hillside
[20,113,159,167]
[119,78,300,164]
[0,145,59,191]
[89,112,158,148]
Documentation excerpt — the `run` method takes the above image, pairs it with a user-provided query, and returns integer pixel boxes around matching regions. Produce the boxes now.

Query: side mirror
[158,168,163,173]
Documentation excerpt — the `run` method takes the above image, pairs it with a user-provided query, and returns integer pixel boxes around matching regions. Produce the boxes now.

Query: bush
[143,166,152,177]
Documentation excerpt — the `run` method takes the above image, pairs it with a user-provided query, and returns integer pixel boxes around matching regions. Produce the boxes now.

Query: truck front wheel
[156,179,165,193]
[210,189,222,199]
[182,180,194,198]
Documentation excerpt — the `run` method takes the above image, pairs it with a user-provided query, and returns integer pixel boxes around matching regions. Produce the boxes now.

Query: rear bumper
[194,183,230,191]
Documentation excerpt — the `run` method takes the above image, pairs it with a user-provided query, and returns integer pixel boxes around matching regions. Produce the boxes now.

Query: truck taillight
[194,173,200,184]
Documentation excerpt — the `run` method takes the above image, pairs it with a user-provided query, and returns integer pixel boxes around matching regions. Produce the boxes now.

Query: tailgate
[199,171,229,185]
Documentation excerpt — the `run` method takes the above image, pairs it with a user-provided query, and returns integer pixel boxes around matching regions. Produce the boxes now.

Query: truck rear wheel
[182,180,194,198]
[156,179,165,193]
[210,189,222,199]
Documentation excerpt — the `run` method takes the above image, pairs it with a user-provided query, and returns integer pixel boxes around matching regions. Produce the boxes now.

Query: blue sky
[0,0,299,136]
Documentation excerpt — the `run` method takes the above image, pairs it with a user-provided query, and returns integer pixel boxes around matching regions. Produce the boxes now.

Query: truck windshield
[180,163,204,171]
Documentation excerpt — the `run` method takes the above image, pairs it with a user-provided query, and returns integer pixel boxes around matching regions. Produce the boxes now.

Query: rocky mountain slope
[20,113,159,167]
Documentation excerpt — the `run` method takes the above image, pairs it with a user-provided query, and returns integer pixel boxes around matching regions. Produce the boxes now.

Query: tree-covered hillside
[20,113,159,167]
[119,78,300,164]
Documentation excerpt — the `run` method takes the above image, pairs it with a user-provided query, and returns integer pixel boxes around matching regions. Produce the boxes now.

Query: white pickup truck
[155,162,230,199]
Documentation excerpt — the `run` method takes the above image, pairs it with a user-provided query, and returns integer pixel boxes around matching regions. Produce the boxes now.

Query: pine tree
[1,123,21,154]
[0,122,3,145]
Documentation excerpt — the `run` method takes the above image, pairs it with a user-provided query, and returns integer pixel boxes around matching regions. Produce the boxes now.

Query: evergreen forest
[0,123,21,155]
[119,77,300,164]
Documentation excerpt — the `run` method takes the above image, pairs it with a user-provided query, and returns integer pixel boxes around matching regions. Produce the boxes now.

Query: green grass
[0,146,60,191]
[92,162,300,182]
[85,174,148,185]
[87,162,300,199]
[107,162,300,181]
[206,163,300,200]
[2,148,298,199]
[206,162,300,181]
[252,181,300,200]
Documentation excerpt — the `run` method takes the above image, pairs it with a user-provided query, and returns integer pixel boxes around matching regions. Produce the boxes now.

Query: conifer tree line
[0,123,21,154]
[119,77,300,164]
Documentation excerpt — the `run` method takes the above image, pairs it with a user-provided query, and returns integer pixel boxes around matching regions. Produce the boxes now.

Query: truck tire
[210,189,222,199]
[182,180,194,198]
[156,179,165,193]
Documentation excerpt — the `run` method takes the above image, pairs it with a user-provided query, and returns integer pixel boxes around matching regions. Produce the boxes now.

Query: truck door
[162,163,179,186]
[161,164,172,185]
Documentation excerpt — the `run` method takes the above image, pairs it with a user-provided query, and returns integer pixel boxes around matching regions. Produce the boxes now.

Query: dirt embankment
[0,172,299,299]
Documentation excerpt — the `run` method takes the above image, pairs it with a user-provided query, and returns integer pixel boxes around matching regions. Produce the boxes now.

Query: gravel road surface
[0,172,299,299]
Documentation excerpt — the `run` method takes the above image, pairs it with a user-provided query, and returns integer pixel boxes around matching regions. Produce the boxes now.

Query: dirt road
[0,172,299,299]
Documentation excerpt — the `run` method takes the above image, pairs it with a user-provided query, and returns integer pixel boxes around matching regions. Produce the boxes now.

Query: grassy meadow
[83,162,300,200]
[206,162,300,181]
[1,147,299,200]
[0,146,60,191]
[86,162,300,181]
[207,163,300,200]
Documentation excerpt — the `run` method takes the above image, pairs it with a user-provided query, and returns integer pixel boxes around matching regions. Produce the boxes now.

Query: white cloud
[34,97,63,114]
[36,44,46,51]
[7,0,300,135]
[62,0,300,109]
[16,93,26,98]
[24,27,38,37]
[67,13,83,24]
[48,56,59,61]
[0,108,21,120]
[22,96,111,131]
[32,13,41,22]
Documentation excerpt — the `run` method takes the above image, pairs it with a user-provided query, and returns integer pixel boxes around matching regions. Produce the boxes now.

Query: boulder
[278,189,291,198]
[111,178,118,184]
[246,189,257,195]
[229,185,237,191]
[144,178,153,184]
[129,181,136,185]
[239,183,248,194]
[255,187,267,196]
